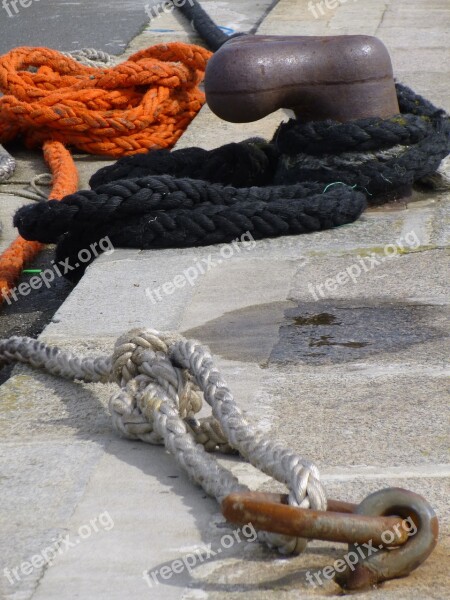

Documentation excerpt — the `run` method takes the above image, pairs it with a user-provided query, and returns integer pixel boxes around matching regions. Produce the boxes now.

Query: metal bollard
[205,34,400,123]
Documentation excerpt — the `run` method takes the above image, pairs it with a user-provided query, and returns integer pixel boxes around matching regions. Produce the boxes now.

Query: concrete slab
[1,1,449,599]
[394,73,450,114]
[0,439,105,600]
[257,0,388,36]
[27,439,219,600]
[125,0,277,54]
[37,194,448,342]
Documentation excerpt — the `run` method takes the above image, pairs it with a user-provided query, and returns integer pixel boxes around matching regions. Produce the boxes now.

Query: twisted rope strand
[0,44,211,156]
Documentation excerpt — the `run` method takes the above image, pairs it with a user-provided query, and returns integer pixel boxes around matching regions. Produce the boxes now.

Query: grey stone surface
[28,439,218,600]
[0,440,105,600]
[0,0,161,55]
[125,0,277,53]
[0,149,115,195]
[0,0,449,599]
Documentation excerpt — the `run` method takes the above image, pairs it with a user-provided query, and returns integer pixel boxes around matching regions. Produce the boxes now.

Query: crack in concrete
[375,2,390,36]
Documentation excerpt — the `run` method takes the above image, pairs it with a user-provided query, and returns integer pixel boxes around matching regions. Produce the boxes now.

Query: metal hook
[221,487,439,591]
[222,491,410,546]
[335,487,439,590]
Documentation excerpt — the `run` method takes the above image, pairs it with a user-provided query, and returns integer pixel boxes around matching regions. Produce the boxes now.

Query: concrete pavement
[0,0,161,55]
[0,1,449,599]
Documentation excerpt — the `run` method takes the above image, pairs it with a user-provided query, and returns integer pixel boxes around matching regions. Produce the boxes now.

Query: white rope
[0,146,16,183]
[60,48,118,68]
[0,328,327,554]
[12,174,53,202]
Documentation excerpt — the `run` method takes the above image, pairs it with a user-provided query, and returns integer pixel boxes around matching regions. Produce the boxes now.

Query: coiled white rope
[60,48,118,68]
[0,328,327,554]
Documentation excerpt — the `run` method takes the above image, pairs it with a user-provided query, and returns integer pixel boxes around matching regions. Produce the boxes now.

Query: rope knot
[109,329,204,443]
[111,328,171,384]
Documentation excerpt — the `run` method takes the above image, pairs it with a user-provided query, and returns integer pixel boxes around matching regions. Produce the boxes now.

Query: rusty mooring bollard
[205,35,400,123]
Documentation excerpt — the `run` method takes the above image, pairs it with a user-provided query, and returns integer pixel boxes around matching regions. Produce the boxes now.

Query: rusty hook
[222,491,409,546]
[335,487,439,590]
[221,487,439,591]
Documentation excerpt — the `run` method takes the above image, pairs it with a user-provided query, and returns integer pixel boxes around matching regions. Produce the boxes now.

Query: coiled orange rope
[0,43,212,301]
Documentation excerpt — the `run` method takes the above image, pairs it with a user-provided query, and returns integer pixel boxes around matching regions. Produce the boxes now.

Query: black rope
[13,84,449,282]
[272,85,450,198]
[15,172,366,279]
[176,0,242,51]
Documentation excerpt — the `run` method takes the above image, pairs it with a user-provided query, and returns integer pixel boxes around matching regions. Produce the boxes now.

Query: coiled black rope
[15,167,366,279]
[12,4,450,282]
[273,84,450,195]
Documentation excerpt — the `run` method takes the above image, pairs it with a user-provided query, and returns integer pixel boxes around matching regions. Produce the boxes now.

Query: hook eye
[335,487,439,590]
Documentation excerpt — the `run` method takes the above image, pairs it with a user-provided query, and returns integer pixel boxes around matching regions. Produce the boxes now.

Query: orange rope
[0,142,77,294]
[0,43,212,302]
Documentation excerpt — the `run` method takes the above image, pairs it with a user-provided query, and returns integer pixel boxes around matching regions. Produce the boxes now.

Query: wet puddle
[183,300,443,366]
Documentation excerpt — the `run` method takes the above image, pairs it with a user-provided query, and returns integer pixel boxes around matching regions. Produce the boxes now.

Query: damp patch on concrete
[270,301,446,365]
[183,300,447,366]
